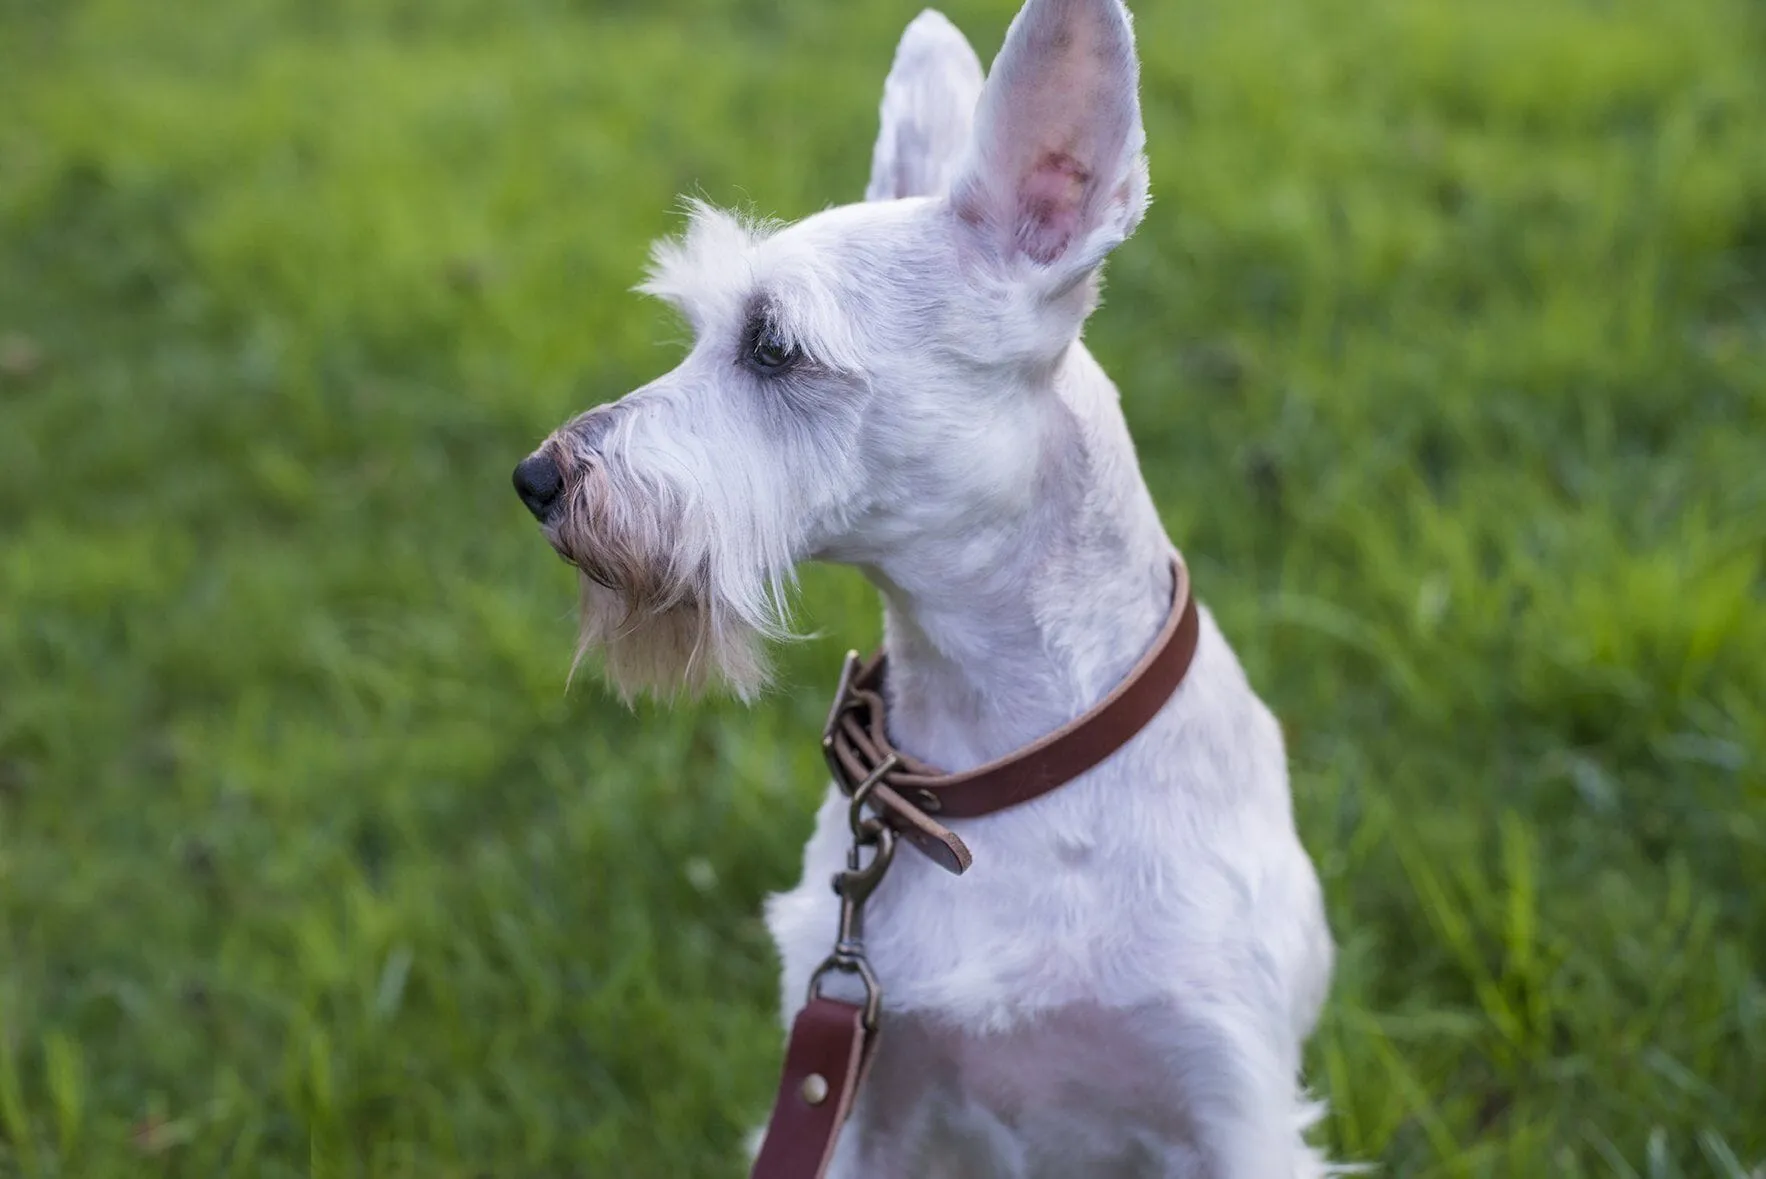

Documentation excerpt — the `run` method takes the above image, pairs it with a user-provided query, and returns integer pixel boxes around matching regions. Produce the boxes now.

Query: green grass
[2,0,1764,1173]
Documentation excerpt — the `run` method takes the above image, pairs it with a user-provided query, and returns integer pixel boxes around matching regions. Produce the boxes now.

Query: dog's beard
[574,578,770,702]
[553,462,784,702]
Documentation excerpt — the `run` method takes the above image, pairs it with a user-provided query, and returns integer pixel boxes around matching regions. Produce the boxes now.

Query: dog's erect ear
[866,10,986,203]
[949,0,1148,284]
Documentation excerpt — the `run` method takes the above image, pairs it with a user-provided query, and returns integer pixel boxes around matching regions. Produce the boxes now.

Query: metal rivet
[800,1073,829,1106]
[916,790,942,814]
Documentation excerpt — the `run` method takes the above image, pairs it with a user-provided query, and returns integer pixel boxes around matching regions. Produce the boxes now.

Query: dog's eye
[747,324,801,374]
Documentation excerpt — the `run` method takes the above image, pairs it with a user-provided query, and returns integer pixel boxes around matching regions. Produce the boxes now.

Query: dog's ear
[866,10,986,203]
[949,0,1148,287]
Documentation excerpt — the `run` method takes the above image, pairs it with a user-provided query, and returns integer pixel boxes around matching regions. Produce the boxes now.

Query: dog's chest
[763,776,1241,1177]
[834,1004,1202,1178]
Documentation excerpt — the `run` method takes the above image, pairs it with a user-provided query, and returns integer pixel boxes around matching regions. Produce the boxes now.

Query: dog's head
[515,0,1150,700]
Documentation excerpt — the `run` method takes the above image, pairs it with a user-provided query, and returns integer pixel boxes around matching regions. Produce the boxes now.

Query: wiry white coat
[525,1,1341,1173]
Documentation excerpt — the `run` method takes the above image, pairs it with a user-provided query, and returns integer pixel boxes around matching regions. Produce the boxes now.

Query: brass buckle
[820,650,863,752]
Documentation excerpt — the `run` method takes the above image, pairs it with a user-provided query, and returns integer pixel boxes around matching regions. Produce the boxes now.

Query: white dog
[513,0,1339,1173]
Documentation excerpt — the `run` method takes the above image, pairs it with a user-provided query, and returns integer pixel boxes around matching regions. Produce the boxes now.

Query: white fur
[519,0,1341,1171]
[866,11,985,203]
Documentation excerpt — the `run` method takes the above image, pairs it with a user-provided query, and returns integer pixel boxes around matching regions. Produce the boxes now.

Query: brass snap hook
[846,753,900,842]
[833,824,896,909]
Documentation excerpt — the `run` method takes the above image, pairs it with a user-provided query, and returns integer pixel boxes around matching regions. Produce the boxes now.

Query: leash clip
[805,752,900,1031]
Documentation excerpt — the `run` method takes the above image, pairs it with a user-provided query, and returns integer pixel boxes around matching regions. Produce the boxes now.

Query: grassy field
[3,0,1764,1173]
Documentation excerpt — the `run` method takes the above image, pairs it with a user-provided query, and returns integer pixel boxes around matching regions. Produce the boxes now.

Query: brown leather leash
[749,556,1200,1179]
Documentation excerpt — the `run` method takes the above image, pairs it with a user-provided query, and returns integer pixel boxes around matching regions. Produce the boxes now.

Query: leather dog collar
[750,555,1200,1179]
[821,553,1200,873]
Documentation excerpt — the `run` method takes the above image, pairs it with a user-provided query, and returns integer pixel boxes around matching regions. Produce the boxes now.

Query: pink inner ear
[1017,150,1091,265]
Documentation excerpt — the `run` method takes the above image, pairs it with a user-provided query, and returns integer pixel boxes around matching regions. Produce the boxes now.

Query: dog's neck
[858,344,1177,775]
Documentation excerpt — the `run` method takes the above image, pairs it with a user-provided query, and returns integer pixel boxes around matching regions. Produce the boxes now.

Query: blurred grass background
[2,0,1764,1173]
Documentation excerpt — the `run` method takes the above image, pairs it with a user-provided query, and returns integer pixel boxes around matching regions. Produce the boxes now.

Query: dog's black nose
[513,453,564,521]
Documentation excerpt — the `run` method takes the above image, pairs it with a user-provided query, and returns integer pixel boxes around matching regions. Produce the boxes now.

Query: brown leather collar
[821,553,1200,873]
[750,555,1201,1179]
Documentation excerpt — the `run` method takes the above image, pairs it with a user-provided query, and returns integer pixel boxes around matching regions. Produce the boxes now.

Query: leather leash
[749,555,1200,1179]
